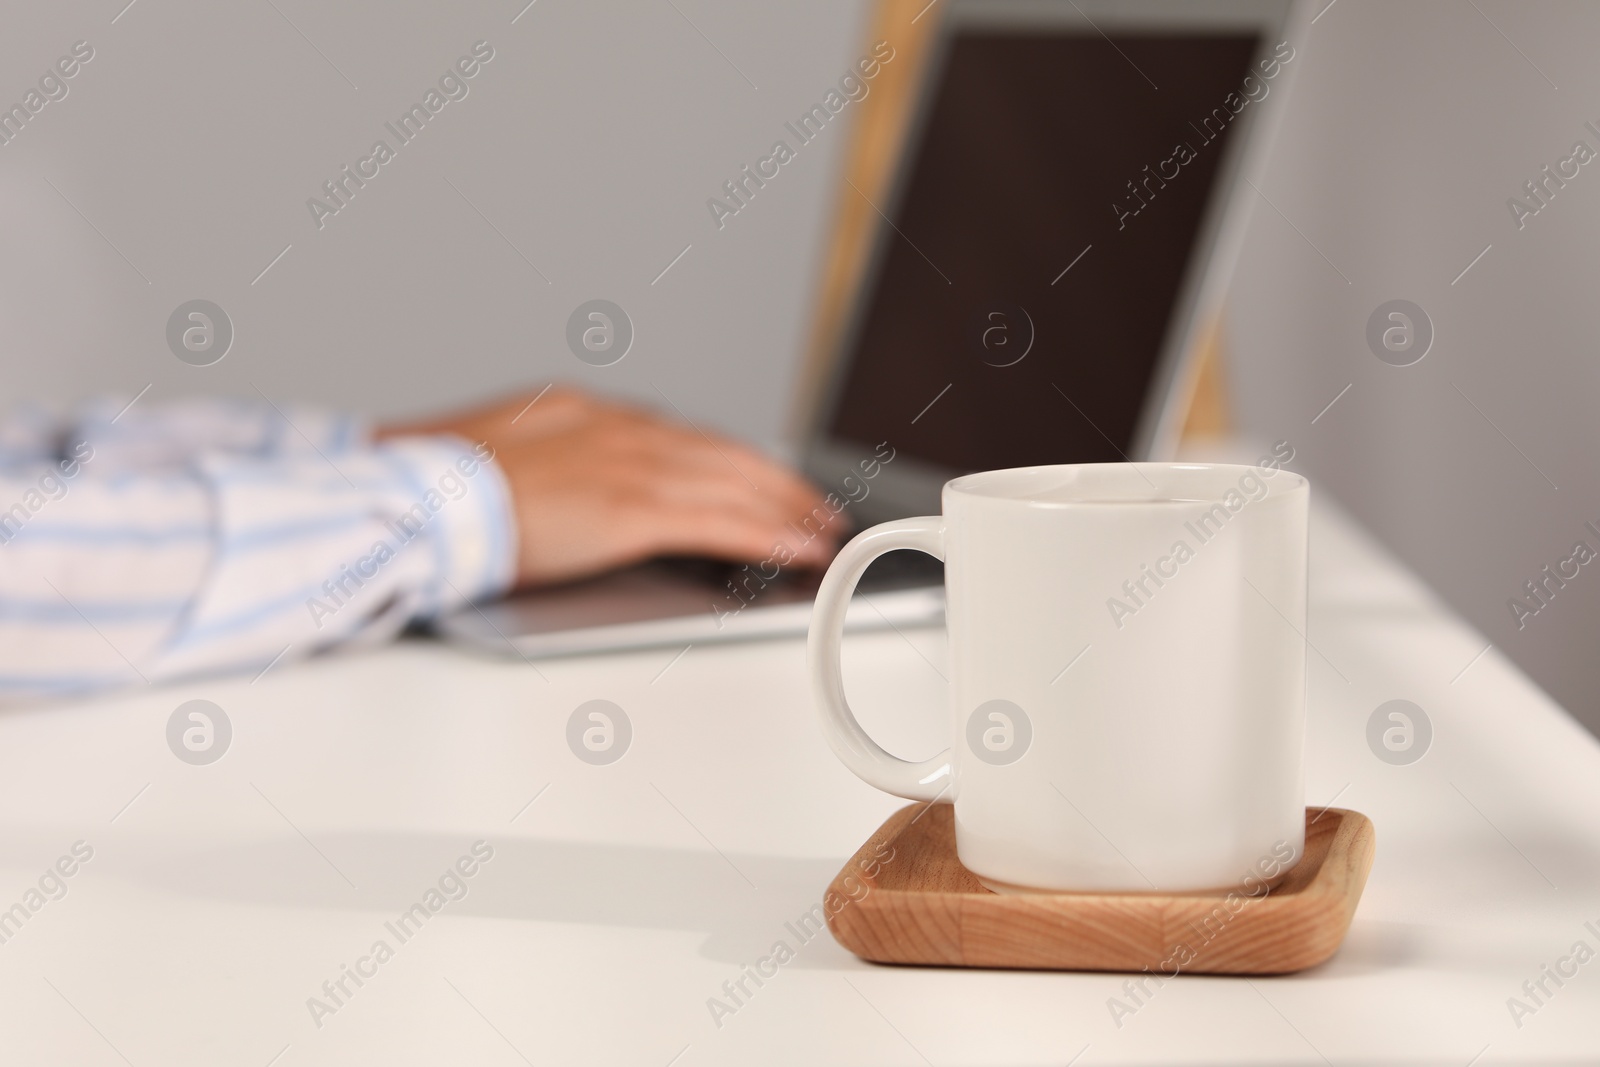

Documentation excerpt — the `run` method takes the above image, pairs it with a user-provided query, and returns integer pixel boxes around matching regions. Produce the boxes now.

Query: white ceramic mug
[809,461,1309,893]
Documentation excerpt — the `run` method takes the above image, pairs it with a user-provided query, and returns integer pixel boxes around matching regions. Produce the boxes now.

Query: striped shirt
[0,398,516,701]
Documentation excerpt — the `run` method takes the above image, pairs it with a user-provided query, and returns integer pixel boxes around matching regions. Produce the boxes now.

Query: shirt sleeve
[72,396,367,474]
[0,408,516,702]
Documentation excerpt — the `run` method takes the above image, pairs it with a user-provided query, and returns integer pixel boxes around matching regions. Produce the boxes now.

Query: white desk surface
[2,493,1598,1066]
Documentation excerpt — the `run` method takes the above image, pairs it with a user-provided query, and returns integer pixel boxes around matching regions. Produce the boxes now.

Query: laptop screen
[824,29,1264,473]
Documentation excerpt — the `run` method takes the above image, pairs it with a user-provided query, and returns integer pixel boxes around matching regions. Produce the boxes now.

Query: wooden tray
[825,804,1374,974]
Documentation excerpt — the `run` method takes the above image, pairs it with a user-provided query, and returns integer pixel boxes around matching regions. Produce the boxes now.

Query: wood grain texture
[826,805,1374,974]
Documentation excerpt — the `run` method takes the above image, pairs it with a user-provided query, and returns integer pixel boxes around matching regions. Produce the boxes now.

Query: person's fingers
[535,442,838,569]
[636,448,847,557]
[645,419,815,502]
[642,474,841,562]
[597,437,818,530]
[512,484,831,584]
[635,504,835,568]
[490,392,852,585]
[618,417,837,528]
[484,391,838,533]
[712,440,839,525]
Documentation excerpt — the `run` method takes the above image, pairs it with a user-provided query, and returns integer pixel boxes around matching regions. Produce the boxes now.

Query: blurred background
[2,0,1597,733]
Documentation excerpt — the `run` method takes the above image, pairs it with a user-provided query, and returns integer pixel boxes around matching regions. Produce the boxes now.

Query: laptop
[437,0,1304,660]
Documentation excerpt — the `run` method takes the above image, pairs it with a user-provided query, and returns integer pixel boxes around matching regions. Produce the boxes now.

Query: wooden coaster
[825,804,1374,975]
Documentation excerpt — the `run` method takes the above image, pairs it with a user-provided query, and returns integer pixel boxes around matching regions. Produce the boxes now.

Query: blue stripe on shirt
[171,527,423,648]
[228,512,374,551]
[171,579,325,646]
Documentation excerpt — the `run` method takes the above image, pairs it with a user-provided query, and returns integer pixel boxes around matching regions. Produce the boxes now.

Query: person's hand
[377,388,846,587]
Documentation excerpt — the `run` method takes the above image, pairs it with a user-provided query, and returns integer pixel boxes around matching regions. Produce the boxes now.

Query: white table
[2,494,1598,1066]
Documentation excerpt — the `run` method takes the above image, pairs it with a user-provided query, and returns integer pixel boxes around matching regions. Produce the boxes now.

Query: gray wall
[1226,0,1600,732]
[6,0,1599,731]
[0,0,862,449]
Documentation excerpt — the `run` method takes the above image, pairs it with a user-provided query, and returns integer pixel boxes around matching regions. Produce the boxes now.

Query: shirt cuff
[379,434,518,610]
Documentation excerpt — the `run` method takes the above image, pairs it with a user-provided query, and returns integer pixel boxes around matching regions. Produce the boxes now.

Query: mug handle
[807,516,952,801]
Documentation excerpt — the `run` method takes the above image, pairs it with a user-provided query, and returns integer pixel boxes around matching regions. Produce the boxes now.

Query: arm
[72,396,366,473]
[377,387,841,586]
[0,389,840,700]
[0,428,509,701]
